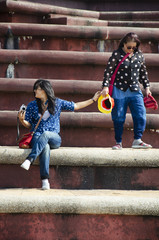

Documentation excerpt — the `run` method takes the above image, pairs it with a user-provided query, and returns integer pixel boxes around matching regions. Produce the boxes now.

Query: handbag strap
[110,52,130,85]
[16,106,47,141]
[32,110,45,134]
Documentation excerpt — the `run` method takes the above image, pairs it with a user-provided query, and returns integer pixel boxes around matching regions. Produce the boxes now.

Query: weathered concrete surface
[0,0,99,18]
[0,78,159,113]
[0,146,159,167]
[0,23,159,40]
[0,78,100,94]
[0,50,158,66]
[0,50,158,82]
[1,163,159,190]
[0,188,159,216]
[48,14,108,26]
[0,78,159,95]
[108,20,159,28]
[1,125,158,147]
[100,11,159,21]
[1,111,159,130]
[1,213,159,240]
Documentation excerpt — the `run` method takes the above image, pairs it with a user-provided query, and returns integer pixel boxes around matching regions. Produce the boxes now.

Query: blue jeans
[111,93,146,143]
[27,131,61,179]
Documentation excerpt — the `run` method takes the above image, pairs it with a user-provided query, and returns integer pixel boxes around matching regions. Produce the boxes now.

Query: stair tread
[0,50,158,66]
[0,23,159,40]
[0,146,159,167]
[0,78,159,95]
[0,188,159,215]
[0,0,99,18]
[1,111,159,130]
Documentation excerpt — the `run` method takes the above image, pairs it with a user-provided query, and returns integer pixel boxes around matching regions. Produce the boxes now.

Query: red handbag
[144,94,158,110]
[18,132,34,149]
[109,53,130,96]
[17,110,45,149]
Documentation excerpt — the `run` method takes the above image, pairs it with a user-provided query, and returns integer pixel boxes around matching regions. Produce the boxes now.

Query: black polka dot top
[102,48,150,92]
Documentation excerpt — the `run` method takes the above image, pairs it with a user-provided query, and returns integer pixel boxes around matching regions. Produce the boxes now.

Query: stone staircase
[0,0,159,239]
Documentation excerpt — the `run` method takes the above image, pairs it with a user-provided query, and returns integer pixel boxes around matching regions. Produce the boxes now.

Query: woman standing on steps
[19,79,101,190]
[101,32,152,150]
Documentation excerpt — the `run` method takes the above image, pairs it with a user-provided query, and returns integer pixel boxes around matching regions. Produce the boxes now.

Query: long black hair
[33,79,56,115]
[118,32,141,51]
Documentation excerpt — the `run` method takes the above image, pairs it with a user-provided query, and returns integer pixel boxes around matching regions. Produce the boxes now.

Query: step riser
[0,164,159,190]
[108,21,159,28]
[0,13,107,26]
[0,213,159,240]
[1,92,159,114]
[0,92,98,112]
[0,64,158,82]
[0,13,43,24]
[0,126,158,147]
[100,12,159,21]
[0,78,159,112]
[1,37,157,53]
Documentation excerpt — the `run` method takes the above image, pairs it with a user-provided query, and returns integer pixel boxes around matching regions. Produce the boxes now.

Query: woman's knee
[39,143,50,160]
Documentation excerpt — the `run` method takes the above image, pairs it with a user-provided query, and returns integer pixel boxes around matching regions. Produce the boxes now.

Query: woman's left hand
[145,87,151,97]
[92,91,102,102]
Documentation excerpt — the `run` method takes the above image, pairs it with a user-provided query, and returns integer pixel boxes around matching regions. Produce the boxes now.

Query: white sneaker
[112,143,122,150]
[132,141,152,149]
[20,160,31,170]
[42,179,50,190]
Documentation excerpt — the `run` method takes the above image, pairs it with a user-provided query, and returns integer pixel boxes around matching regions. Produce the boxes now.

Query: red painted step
[0,0,99,18]
[0,146,159,190]
[0,50,158,81]
[0,78,159,114]
[0,23,158,52]
[100,11,159,21]
[0,111,158,147]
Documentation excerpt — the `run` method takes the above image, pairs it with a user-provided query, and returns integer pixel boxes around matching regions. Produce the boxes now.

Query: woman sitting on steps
[19,79,101,190]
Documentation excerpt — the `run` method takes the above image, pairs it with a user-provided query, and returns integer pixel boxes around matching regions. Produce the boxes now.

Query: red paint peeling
[0,214,159,240]
[131,169,159,188]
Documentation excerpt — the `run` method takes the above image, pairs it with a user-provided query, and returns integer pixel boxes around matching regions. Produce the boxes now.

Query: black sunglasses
[127,46,136,50]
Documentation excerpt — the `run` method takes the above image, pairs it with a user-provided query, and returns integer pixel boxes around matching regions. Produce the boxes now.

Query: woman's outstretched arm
[74,91,101,111]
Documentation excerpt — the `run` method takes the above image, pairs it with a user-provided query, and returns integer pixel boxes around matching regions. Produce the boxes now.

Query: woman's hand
[101,87,109,97]
[145,87,151,97]
[18,110,25,123]
[92,91,102,102]
[18,111,31,128]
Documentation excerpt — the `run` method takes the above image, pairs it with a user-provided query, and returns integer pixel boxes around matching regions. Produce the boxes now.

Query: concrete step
[0,23,158,52]
[1,0,158,22]
[48,15,159,28]
[108,21,159,28]
[99,11,159,21]
[0,78,100,112]
[0,111,158,147]
[1,188,159,215]
[1,188,159,239]
[0,146,159,190]
[47,14,108,26]
[0,50,158,81]
[89,0,159,12]
[0,0,99,19]
[0,78,159,113]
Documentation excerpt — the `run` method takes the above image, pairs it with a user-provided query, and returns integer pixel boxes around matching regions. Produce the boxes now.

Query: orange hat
[98,94,115,114]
